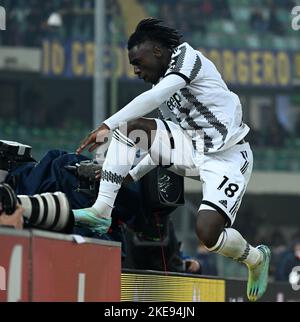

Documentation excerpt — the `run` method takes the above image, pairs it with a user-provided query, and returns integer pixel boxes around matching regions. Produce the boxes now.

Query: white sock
[208,228,262,268]
[93,129,136,216]
[0,170,8,183]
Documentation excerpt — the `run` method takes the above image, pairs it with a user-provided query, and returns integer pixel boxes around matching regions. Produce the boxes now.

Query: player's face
[128,41,168,84]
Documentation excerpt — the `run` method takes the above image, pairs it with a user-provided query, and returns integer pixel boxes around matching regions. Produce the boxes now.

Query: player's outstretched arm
[104,74,186,130]
[77,74,185,154]
[76,123,110,155]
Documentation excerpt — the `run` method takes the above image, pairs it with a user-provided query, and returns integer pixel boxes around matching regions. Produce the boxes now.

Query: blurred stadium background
[0,0,300,282]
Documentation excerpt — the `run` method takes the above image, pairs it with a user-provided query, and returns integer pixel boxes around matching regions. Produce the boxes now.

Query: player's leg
[196,143,271,301]
[158,120,199,178]
[93,118,158,212]
[196,209,270,301]
[94,118,194,213]
[73,118,176,234]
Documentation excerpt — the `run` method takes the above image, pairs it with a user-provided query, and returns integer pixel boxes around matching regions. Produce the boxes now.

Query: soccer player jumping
[74,18,271,301]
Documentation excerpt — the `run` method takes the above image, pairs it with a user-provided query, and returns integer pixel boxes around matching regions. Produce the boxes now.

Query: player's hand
[76,123,110,155]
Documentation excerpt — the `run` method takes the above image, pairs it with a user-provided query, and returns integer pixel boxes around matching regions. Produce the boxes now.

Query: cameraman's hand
[76,123,110,155]
[0,205,24,230]
[95,169,101,180]
[184,259,201,273]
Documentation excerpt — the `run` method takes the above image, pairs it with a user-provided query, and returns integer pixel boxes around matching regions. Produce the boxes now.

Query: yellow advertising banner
[121,273,225,302]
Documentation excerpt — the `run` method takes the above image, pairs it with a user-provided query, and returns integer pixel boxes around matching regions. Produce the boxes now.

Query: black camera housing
[0,183,18,215]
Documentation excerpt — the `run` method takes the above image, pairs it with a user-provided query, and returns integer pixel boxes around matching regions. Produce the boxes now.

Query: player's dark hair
[128,18,182,51]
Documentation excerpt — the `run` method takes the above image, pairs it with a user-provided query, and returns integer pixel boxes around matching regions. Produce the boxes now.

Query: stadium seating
[139,0,300,50]
[1,0,299,49]
[0,119,90,160]
[1,0,300,172]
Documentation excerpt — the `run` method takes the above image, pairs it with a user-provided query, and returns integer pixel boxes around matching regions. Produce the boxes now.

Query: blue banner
[42,39,300,88]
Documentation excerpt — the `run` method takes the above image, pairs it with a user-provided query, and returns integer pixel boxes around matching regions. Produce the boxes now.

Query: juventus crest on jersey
[158,42,249,153]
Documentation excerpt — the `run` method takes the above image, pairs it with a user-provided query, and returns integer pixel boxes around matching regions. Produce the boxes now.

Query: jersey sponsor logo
[166,93,182,111]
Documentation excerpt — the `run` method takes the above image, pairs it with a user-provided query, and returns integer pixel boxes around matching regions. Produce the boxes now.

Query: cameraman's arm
[0,205,24,230]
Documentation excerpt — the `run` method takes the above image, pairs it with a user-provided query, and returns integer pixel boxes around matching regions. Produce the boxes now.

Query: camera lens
[17,192,74,233]
[1,183,74,233]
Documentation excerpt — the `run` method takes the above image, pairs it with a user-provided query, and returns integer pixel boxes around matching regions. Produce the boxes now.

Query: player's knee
[196,210,225,249]
[118,119,142,135]
[196,224,219,249]
[127,119,143,132]
[119,119,156,136]
[117,119,145,145]
[119,119,156,148]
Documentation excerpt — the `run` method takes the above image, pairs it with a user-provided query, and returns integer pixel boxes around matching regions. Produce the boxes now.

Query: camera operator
[0,205,24,230]
[1,140,184,271]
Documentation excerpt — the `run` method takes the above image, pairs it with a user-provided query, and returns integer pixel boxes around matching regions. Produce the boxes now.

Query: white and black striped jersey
[159,42,249,153]
[104,42,249,154]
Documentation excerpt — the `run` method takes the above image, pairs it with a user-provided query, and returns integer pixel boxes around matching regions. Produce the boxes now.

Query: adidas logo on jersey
[219,200,227,208]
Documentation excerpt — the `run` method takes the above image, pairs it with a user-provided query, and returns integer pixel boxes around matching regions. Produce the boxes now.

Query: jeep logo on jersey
[167,93,182,111]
